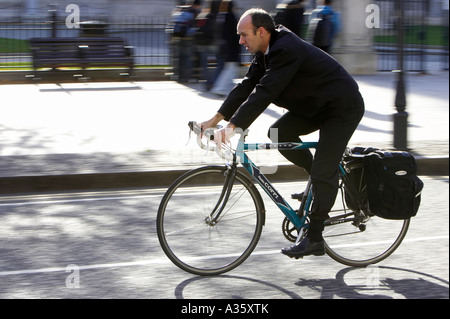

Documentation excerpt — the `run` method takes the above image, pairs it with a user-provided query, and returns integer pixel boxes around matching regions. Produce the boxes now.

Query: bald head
[237,8,274,54]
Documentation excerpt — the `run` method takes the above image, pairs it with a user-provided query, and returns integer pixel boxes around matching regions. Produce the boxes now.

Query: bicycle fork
[205,163,237,226]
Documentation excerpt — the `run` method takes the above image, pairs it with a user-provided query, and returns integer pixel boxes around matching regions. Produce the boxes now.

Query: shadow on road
[174,266,449,299]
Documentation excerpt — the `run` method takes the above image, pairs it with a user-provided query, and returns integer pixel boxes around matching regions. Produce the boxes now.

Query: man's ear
[258,27,265,38]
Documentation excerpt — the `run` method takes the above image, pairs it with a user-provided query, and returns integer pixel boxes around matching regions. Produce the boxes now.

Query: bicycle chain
[283,215,367,241]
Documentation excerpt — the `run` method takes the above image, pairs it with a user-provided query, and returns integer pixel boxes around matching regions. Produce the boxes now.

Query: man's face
[237,15,264,54]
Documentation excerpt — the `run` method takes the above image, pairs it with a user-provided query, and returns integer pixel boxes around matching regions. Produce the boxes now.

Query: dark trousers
[269,98,364,240]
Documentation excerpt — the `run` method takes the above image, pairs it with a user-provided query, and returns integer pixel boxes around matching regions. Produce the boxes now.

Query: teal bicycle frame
[190,121,356,240]
[235,138,319,233]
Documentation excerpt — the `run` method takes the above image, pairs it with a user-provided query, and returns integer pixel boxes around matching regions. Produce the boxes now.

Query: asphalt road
[0,176,448,301]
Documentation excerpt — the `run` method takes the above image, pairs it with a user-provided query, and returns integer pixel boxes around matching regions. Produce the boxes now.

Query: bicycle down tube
[235,140,318,231]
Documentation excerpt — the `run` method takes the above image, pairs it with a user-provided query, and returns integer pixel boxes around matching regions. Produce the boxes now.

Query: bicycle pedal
[291,191,305,201]
[286,255,303,260]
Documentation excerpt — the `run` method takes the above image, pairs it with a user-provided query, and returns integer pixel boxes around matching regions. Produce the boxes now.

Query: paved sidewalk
[0,71,448,193]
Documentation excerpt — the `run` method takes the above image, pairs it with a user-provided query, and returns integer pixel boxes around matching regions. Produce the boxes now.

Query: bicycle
[156,122,410,276]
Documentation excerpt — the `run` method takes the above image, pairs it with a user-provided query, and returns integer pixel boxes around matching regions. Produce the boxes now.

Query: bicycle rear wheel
[157,166,265,276]
[323,185,410,267]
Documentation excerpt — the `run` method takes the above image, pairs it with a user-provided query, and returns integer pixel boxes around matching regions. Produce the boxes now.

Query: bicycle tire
[325,219,410,267]
[323,179,411,267]
[157,166,265,276]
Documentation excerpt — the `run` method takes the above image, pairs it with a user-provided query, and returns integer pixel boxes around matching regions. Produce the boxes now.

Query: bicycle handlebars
[188,121,248,161]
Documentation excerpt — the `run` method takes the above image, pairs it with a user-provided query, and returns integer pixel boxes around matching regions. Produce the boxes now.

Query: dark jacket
[217,26,363,130]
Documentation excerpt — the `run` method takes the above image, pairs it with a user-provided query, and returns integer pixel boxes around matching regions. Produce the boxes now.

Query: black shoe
[281,237,325,259]
[291,191,305,201]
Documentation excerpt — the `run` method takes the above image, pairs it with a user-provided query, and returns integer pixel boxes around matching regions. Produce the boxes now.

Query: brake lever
[186,122,193,146]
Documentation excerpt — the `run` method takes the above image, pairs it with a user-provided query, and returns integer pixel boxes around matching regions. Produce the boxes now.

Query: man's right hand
[200,112,225,133]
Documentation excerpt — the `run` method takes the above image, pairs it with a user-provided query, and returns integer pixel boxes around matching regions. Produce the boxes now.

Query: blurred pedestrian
[195,0,221,90]
[210,0,240,96]
[171,0,202,83]
[273,0,305,38]
[307,0,340,54]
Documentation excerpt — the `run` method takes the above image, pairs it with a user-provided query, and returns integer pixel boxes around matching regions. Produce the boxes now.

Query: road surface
[0,177,448,301]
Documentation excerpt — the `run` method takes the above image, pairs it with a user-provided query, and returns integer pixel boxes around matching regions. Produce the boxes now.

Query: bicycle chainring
[282,217,300,243]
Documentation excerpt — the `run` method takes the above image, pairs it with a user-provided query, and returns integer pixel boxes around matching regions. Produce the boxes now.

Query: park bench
[29,37,134,74]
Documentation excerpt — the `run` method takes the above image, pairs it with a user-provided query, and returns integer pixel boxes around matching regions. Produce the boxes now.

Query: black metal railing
[373,0,449,72]
[0,15,171,70]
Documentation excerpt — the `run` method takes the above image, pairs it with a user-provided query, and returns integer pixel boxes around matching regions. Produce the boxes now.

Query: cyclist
[201,8,364,258]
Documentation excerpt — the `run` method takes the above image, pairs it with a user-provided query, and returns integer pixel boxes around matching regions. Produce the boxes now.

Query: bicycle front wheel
[157,166,265,276]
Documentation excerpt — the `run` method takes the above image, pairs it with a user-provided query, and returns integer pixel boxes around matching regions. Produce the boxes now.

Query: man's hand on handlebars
[200,113,237,147]
[200,112,224,133]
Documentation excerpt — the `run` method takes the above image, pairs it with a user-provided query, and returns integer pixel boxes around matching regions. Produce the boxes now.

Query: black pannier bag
[342,147,424,220]
[342,147,373,213]
[363,150,424,219]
